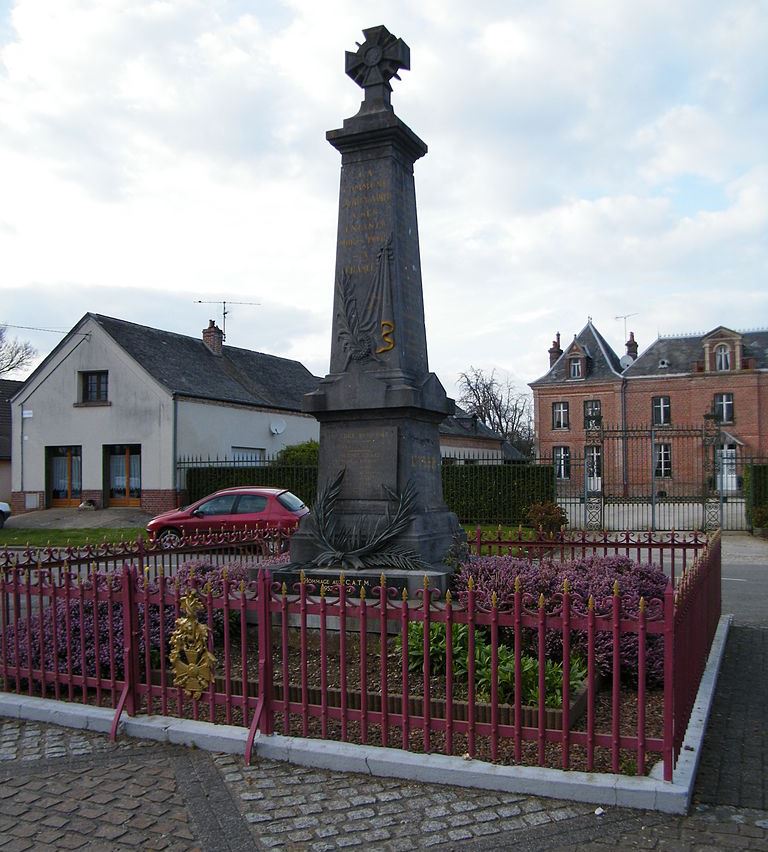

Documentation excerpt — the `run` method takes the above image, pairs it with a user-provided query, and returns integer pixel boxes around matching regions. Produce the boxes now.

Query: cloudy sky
[1,0,766,398]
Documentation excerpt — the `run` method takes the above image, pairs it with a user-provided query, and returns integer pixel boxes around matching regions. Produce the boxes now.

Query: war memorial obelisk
[290,26,463,587]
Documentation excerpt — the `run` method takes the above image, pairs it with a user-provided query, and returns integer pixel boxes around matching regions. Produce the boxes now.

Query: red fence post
[245,568,273,765]
[110,565,139,740]
[662,580,675,782]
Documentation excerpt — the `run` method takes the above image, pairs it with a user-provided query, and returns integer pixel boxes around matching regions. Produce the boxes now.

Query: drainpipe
[18,401,24,495]
[621,378,628,497]
[172,395,178,504]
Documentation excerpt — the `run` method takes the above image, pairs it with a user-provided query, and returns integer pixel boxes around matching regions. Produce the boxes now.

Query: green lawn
[0,527,146,548]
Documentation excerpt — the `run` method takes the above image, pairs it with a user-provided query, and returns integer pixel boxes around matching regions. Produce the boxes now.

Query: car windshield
[277,492,305,512]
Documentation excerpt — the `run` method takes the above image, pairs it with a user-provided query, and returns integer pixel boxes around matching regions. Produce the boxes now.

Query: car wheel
[0,514,6,529]
[158,528,183,549]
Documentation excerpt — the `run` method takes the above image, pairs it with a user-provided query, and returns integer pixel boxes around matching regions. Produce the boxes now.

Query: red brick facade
[531,323,768,497]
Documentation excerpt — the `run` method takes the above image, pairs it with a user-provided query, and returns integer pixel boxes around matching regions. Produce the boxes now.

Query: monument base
[268,564,454,599]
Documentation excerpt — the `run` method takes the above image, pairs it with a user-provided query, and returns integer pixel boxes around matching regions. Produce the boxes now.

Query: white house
[11,314,320,515]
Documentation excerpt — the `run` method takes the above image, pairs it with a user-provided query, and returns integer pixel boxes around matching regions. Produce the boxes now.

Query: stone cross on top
[345,25,410,110]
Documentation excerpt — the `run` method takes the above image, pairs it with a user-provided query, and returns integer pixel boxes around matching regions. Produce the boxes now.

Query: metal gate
[550,420,751,531]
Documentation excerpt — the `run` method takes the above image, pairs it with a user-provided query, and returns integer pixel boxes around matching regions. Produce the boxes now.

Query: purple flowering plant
[453,554,668,686]
[3,555,289,681]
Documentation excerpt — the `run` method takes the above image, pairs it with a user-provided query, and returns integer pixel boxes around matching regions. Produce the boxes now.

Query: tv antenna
[194,300,260,340]
[615,312,639,340]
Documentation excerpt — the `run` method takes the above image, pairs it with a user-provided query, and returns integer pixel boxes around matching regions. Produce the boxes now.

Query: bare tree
[457,366,534,456]
[0,326,36,377]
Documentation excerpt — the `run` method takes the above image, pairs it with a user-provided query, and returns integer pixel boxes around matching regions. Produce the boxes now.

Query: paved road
[0,534,766,850]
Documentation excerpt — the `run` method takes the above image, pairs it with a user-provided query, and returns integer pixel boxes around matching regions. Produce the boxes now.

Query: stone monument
[288,25,463,591]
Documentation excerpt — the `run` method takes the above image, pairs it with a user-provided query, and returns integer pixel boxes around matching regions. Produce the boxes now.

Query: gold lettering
[376,320,395,354]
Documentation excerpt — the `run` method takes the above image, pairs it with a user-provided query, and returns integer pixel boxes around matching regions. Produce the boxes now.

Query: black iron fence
[177,440,765,531]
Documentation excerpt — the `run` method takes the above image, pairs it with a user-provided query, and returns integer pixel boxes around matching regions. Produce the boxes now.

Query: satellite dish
[619,354,634,370]
[269,418,286,436]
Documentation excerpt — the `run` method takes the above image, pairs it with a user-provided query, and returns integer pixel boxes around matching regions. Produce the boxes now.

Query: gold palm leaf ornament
[169,590,216,700]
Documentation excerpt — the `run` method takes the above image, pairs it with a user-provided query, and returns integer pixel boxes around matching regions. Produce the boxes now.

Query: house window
[81,371,108,403]
[584,399,601,428]
[654,443,672,478]
[714,393,734,423]
[552,401,569,429]
[554,446,571,479]
[652,396,671,426]
[715,345,730,372]
[569,358,582,379]
[232,447,266,463]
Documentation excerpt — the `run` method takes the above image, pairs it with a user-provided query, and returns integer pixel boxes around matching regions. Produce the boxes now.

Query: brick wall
[140,490,183,514]
[10,492,45,514]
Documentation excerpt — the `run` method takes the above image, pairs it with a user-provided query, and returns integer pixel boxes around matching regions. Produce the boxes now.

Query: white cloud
[0,0,766,400]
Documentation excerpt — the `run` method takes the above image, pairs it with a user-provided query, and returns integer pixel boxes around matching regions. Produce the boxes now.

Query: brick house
[530,321,768,507]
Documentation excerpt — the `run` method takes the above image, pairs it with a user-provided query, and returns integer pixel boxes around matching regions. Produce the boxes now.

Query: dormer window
[715,344,730,371]
[569,358,582,379]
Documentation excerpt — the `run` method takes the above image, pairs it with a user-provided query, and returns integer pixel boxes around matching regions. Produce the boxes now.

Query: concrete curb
[0,614,732,814]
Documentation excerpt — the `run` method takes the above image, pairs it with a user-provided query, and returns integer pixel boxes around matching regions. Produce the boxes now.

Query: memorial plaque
[290,26,464,577]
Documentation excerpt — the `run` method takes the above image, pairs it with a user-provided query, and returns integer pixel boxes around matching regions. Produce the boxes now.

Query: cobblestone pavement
[0,719,767,850]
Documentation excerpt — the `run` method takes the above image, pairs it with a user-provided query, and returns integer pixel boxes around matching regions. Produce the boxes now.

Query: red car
[147,487,309,547]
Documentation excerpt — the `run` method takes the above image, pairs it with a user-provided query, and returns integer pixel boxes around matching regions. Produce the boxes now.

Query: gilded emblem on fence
[169,590,216,700]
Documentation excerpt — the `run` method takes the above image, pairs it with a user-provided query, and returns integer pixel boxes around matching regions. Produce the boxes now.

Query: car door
[232,493,270,530]
[187,494,239,534]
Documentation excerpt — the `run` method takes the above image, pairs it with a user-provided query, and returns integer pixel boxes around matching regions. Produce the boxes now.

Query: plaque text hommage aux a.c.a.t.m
[288,26,464,589]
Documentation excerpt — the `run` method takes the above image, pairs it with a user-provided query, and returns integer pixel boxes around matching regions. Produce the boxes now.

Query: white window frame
[714,393,734,423]
[715,344,730,372]
[654,443,672,478]
[584,399,601,428]
[554,446,571,479]
[552,401,570,430]
[569,358,582,379]
[652,396,671,426]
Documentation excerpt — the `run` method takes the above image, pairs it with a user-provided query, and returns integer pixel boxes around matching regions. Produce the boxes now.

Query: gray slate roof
[625,329,768,376]
[91,314,320,410]
[0,379,23,459]
[530,320,623,386]
[440,407,505,442]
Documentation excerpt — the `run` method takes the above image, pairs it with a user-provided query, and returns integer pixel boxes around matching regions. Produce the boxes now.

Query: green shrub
[753,506,768,528]
[525,501,568,534]
[395,621,586,708]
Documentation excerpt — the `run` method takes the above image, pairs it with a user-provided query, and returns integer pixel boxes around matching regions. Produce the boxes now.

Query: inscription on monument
[323,425,398,499]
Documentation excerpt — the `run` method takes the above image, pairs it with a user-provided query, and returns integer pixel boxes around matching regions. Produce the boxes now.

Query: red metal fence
[471,527,708,587]
[0,530,721,782]
[0,526,294,579]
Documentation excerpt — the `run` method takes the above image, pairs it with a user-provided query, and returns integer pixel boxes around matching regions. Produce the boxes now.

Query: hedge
[744,462,768,525]
[183,461,554,526]
[441,463,554,525]
[185,465,318,507]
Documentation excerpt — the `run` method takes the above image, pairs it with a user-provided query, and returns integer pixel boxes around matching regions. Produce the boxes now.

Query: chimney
[548,332,563,367]
[202,319,224,355]
[626,331,638,361]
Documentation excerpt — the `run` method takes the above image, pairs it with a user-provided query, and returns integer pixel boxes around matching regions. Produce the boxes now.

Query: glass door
[105,445,141,506]
[48,446,82,506]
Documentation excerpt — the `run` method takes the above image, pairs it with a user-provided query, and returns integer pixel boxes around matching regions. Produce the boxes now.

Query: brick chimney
[548,332,563,367]
[202,319,224,355]
[625,331,638,361]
